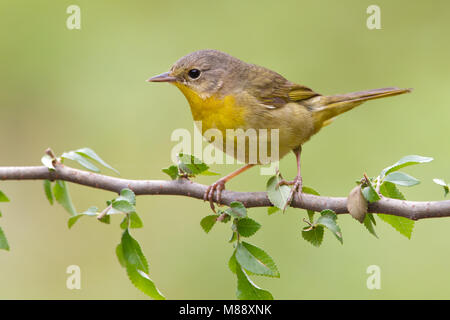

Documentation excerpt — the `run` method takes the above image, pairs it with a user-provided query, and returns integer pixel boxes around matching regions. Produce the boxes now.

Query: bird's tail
[310,87,412,129]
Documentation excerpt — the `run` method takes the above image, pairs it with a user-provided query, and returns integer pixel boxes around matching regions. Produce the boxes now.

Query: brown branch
[1,164,449,220]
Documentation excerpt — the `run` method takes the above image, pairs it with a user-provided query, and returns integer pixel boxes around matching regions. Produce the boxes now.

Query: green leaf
[118,229,165,300]
[302,186,320,196]
[363,213,378,238]
[301,226,324,247]
[129,212,143,229]
[0,226,10,251]
[361,178,381,203]
[61,151,100,172]
[121,229,149,273]
[316,210,343,244]
[98,214,110,225]
[236,265,273,300]
[236,218,261,237]
[67,206,98,229]
[53,180,77,216]
[116,244,127,268]
[229,251,238,274]
[200,215,218,233]
[303,186,320,222]
[117,188,136,205]
[379,181,406,200]
[0,190,10,202]
[433,178,449,197]
[75,147,119,174]
[226,201,247,219]
[377,214,414,239]
[43,180,53,205]
[378,182,413,238]
[267,207,279,215]
[381,155,433,177]
[266,175,291,211]
[68,215,84,229]
[120,216,129,230]
[162,165,179,180]
[112,200,135,213]
[229,231,238,243]
[41,154,55,170]
[177,153,211,176]
[126,264,165,300]
[384,172,420,187]
[235,242,280,277]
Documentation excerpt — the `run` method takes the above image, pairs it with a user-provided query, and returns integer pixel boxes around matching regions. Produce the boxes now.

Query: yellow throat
[174,83,247,134]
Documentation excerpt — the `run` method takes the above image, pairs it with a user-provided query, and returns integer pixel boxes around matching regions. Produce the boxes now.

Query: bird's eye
[188,69,201,79]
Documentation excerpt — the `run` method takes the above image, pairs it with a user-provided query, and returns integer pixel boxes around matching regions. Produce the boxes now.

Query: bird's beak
[146,71,177,83]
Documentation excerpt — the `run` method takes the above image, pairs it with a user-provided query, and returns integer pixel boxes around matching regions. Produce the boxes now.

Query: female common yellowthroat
[148,49,410,211]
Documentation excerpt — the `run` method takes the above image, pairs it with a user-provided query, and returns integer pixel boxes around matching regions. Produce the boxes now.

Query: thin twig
[1,165,450,220]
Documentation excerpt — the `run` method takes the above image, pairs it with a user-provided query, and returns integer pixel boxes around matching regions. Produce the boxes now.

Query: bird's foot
[281,175,303,211]
[204,178,227,212]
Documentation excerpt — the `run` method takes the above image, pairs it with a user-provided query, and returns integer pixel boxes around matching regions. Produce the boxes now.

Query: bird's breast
[174,83,247,135]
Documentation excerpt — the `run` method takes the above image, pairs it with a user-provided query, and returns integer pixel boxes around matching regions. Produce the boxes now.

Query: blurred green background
[1,0,450,299]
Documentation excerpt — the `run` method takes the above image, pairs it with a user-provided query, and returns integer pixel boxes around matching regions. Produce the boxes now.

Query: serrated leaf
[162,165,179,180]
[226,201,247,219]
[379,181,406,200]
[381,155,433,177]
[121,229,148,273]
[266,175,291,211]
[61,151,100,172]
[118,230,165,300]
[301,226,324,247]
[112,200,135,213]
[200,215,218,233]
[0,226,10,251]
[53,180,77,216]
[363,213,378,238]
[236,266,273,300]
[377,214,414,239]
[347,185,368,223]
[235,242,279,277]
[126,265,165,300]
[75,147,119,174]
[433,178,449,197]
[384,172,420,187]
[177,153,210,176]
[316,210,343,244]
[0,190,9,202]
[236,218,261,237]
[41,154,55,170]
[43,180,53,205]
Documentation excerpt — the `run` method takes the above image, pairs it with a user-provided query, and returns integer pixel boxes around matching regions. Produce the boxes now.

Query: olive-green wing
[257,82,320,109]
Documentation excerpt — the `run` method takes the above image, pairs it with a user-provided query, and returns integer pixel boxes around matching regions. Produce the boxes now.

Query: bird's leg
[278,146,303,211]
[204,164,255,212]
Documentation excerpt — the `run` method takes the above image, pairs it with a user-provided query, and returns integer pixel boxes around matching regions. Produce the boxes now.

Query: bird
[147,49,410,211]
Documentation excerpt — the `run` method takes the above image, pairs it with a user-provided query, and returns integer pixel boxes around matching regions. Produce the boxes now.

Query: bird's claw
[282,175,303,211]
[204,179,226,212]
